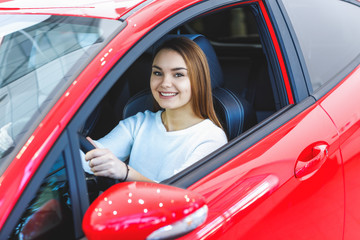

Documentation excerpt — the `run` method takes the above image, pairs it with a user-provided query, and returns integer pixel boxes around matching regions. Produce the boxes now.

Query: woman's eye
[175,73,184,77]
[153,71,162,76]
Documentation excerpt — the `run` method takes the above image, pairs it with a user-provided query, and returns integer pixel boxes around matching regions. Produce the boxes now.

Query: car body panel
[184,102,344,239]
[319,65,360,239]
[0,0,147,19]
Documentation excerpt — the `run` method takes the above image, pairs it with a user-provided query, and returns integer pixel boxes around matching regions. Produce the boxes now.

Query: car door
[179,100,343,240]
[168,1,346,239]
[321,66,360,240]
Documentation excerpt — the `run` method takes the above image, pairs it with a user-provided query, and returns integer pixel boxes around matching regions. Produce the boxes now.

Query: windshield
[0,15,122,161]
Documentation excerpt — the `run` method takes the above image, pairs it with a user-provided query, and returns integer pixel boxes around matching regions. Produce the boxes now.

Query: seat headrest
[152,34,224,89]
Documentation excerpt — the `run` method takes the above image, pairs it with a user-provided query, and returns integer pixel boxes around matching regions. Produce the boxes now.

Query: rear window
[186,6,260,44]
[0,15,121,161]
[281,0,360,92]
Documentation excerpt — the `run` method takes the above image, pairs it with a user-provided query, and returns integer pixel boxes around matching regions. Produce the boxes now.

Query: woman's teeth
[160,92,177,96]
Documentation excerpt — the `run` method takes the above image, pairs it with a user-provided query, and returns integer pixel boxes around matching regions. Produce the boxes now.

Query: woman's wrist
[121,162,130,182]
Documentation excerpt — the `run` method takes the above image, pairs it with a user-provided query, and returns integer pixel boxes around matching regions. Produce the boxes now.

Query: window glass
[281,0,360,91]
[186,7,259,44]
[9,153,75,239]
[0,15,121,163]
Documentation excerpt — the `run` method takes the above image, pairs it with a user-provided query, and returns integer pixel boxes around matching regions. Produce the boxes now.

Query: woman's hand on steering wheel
[83,137,128,180]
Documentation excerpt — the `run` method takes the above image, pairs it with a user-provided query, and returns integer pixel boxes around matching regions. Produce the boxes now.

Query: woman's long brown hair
[152,37,223,129]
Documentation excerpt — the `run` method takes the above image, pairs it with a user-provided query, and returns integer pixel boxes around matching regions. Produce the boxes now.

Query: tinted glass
[281,0,360,91]
[187,7,259,44]
[9,154,75,239]
[0,15,121,161]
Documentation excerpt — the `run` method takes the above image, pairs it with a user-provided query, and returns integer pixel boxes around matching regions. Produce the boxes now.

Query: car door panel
[318,66,360,240]
[183,103,343,239]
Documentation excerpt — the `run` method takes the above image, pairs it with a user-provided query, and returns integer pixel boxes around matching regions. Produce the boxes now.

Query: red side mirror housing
[82,182,207,240]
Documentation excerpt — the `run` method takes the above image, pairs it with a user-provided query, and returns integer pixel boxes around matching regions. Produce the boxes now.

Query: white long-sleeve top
[89,110,227,182]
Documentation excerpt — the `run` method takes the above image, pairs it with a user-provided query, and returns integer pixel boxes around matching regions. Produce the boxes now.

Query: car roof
[0,0,148,20]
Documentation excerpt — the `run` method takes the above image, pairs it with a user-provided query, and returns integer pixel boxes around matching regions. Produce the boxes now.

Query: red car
[1,0,360,239]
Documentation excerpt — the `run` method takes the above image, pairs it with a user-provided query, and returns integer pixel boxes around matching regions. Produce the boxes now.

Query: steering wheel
[79,134,96,153]
[78,134,117,194]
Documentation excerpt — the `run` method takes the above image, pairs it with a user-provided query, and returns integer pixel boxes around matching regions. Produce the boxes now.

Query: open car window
[78,3,286,196]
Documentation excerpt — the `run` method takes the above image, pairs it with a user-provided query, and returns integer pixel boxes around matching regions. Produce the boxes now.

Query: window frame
[263,0,310,103]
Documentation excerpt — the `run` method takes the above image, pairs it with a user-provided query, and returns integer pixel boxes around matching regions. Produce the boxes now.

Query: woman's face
[150,49,192,112]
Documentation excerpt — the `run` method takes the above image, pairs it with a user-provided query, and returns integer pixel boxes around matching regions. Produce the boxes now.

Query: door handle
[295,144,329,180]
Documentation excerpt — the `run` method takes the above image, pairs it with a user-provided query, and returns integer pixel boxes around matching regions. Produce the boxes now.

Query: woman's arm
[84,139,153,182]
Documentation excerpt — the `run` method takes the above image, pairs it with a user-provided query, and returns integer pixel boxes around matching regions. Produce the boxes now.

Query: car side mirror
[82,182,208,240]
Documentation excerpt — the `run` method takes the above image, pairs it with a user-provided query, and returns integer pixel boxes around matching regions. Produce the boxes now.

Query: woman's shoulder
[125,110,160,122]
[197,119,228,141]
[143,110,161,118]
[117,110,163,137]
[200,119,224,131]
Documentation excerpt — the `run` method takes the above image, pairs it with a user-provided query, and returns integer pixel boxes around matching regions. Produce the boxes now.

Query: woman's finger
[85,148,109,161]
[86,137,98,149]
[91,161,111,172]
[92,159,125,179]
[84,137,99,162]
[93,169,109,177]
[87,150,116,168]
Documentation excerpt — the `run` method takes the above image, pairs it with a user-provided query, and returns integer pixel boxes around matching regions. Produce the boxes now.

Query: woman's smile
[159,92,178,97]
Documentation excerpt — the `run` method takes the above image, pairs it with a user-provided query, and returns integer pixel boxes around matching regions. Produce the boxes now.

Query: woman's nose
[160,74,172,87]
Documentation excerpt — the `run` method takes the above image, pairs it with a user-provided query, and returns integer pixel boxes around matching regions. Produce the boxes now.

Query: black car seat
[123,34,256,140]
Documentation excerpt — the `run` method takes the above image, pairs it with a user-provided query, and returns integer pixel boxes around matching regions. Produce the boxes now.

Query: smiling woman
[151,37,223,131]
[83,37,227,183]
